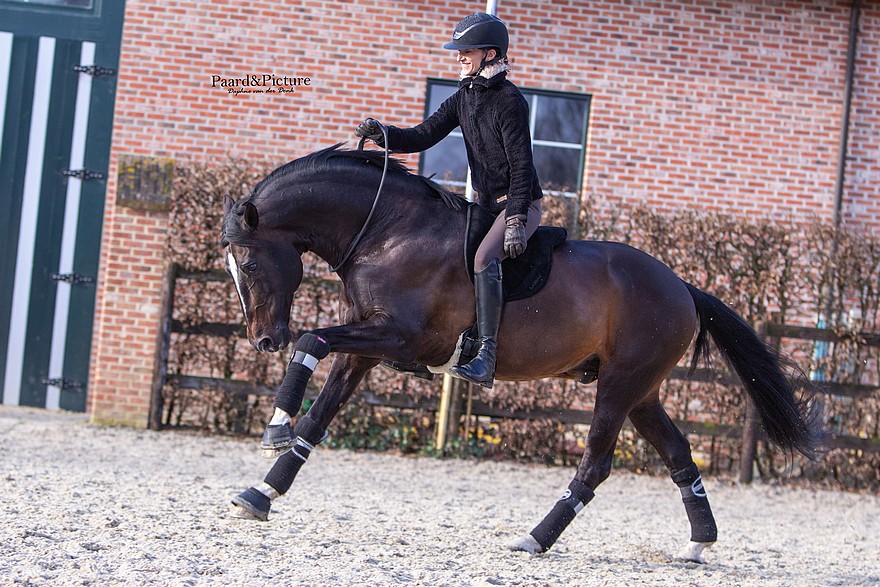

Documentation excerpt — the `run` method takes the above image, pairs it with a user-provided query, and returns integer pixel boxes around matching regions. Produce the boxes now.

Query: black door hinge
[51,272,95,285]
[73,64,116,77]
[63,169,105,181]
[41,377,84,391]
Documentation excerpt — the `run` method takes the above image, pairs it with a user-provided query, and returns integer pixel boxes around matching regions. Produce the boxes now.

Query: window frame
[418,77,592,202]
[1,0,96,12]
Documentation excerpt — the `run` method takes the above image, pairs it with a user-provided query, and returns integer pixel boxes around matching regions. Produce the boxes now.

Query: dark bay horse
[222,144,819,563]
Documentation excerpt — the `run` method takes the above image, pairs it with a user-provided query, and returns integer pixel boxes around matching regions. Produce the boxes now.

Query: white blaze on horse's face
[227,249,249,317]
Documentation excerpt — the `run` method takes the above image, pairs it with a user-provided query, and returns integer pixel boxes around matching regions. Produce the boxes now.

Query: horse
[221,144,820,563]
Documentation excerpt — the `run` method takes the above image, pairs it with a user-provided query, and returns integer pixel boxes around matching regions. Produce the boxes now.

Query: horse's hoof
[261,446,291,460]
[509,534,544,554]
[676,540,713,564]
[231,487,271,521]
[261,423,293,457]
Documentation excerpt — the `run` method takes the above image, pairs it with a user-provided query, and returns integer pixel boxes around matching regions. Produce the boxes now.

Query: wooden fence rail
[151,264,880,482]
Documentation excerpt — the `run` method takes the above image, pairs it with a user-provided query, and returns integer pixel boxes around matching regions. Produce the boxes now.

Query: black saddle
[465,203,567,301]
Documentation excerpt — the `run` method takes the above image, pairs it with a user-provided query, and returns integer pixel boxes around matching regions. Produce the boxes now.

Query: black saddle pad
[465,203,568,301]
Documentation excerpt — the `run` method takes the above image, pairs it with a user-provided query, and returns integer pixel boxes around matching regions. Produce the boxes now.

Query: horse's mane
[252,143,462,205]
[223,144,465,247]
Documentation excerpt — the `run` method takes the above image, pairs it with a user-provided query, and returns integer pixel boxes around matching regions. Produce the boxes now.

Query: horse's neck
[269,177,390,268]
[269,174,465,270]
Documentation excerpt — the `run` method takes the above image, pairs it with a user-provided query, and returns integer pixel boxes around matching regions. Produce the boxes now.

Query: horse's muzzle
[256,337,281,352]
[253,324,291,353]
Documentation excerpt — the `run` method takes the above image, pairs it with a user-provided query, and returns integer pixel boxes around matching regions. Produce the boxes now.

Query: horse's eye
[243,261,258,273]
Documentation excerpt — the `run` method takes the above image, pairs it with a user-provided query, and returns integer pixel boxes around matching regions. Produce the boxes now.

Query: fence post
[739,320,766,483]
[739,399,759,483]
[149,262,178,430]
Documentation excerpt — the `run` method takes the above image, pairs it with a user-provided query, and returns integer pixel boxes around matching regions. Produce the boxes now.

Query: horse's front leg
[261,316,412,456]
[232,353,377,521]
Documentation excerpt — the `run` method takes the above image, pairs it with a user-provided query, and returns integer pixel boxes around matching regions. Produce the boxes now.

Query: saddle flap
[465,203,567,302]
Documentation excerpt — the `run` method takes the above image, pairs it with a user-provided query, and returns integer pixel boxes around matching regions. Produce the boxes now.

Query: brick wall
[89,0,878,425]
[847,4,880,229]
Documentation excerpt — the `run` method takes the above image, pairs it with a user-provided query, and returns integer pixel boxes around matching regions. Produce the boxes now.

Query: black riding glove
[354,118,386,147]
[504,215,527,258]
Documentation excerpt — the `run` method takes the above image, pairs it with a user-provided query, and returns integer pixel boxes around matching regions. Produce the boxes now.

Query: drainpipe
[822,0,862,338]
[832,0,862,228]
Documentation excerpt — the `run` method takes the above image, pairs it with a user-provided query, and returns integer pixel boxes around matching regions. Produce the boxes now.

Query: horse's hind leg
[511,369,640,555]
[628,398,717,563]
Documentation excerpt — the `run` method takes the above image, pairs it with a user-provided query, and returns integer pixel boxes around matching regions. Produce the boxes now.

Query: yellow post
[435,373,455,452]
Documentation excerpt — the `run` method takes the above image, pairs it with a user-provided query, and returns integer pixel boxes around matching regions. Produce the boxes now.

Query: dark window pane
[534,96,587,144]
[422,83,588,193]
[533,145,581,192]
[427,83,457,116]
[422,135,468,185]
[422,82,465,183]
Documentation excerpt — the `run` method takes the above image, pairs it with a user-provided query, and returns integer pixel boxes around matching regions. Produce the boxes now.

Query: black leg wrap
[671,463,718,543]
[263,437,316,495]
[294,332,332,359]
[273,363,312,415]
[292,415,327,446]
[273,333,331,415]
[529,479,595,552]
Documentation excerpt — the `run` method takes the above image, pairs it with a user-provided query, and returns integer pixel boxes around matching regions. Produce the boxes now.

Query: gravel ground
[1,405,878,586]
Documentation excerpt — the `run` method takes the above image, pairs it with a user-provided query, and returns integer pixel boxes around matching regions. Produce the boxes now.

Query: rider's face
[457,48,496,76]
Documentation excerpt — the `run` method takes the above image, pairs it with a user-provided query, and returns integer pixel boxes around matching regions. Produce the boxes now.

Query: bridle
[328,123,390,273]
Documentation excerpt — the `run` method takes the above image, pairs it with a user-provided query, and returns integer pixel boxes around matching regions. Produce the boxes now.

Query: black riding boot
[450,258,503,388]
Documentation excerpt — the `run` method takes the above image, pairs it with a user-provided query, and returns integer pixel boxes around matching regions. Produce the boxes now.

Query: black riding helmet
[443,13,509,57]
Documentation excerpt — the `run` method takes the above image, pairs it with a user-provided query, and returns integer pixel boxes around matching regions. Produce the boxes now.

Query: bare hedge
[163,157,879,491]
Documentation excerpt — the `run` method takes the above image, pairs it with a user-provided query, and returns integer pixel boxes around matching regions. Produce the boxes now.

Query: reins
[328,123,390,273]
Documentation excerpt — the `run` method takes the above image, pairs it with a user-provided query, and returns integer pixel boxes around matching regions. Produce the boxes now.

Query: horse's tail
[684,282,822,459]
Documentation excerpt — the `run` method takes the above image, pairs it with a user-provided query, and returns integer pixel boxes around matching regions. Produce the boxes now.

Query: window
[419,78,591,200]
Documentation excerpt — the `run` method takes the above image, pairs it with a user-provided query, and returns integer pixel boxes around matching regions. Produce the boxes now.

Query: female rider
[355,12,543,389]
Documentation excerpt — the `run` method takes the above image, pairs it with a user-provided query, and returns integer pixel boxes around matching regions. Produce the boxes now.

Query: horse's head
[221,195,303,352]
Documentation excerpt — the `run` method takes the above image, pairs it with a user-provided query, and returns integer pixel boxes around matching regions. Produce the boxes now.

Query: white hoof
[676,540,714,564]
[509,534,544,554]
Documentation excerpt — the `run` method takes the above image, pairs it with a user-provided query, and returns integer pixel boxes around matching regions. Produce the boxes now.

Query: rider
[355,12,543,389]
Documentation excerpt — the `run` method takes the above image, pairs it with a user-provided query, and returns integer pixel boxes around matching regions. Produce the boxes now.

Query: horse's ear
[242,201,259,231]
[223,194,235,214]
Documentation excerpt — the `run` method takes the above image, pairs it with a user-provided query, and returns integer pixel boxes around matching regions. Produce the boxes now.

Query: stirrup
[449,369,495,389]
[449,360,495,389]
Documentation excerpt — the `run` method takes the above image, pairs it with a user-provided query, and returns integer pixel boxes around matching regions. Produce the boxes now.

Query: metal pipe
[832,0,862,227]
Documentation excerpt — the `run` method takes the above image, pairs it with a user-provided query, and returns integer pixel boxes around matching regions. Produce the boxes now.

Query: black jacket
[386,70,543,218]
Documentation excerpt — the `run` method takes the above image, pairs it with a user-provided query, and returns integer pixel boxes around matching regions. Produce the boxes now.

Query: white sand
[1,405,877,586]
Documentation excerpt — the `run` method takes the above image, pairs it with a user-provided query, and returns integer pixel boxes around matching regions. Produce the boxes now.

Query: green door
[0,0,125,411]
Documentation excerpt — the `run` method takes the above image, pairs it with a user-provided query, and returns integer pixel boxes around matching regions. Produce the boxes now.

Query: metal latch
[73,64,116,77]
[51,272,95,285]
[63,169,105,181]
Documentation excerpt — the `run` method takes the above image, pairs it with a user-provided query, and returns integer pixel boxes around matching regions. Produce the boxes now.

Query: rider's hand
[504,215,527,258]
[354,118,386,147]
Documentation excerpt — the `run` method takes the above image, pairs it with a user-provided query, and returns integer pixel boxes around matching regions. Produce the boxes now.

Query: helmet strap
[473,48,504,77]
